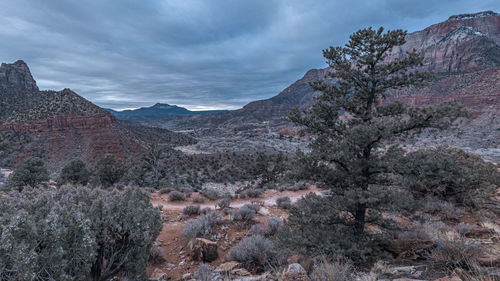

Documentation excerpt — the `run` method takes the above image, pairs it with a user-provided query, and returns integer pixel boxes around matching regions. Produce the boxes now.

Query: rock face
[0,61,144,170]
[166,11,500,157]
[0,60,38,91]
[192,238,218,262]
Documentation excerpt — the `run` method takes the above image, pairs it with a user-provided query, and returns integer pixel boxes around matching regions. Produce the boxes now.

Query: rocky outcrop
[0,61,145,170]
[283,263,310,281]
[192,238,218,262]
[0,60,38,91]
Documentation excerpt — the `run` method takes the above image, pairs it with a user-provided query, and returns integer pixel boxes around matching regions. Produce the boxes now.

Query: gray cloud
[0,0,498,110]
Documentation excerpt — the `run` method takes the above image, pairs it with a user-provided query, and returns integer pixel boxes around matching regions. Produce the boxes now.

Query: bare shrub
[149,243,165,264]
[169,190,186,201]
[228,235,286,272]
[424,224,481,268]
[276,196,291,209]
[233,205,256,222]
[310,257,353,281]
[217,197,231,209]
[183,205,201,216]
[182,212,221,241]
[193,264,223,281]
[202,189,220,200]
[240,188,264,198]
[193,196,205,203]
[246,224,267,237]
[159,187,172,194]
[266,217,281,236]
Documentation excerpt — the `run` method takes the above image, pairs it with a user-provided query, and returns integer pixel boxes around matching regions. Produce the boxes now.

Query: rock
[478,255,500,267]
[465,226,494,238]
[216,261,242,273]
[182,273,191,280]
[231,268,250,276]
[150,268,167,281]
[283,263,310,281]
[258,207,270,216]
[192,238,218,262]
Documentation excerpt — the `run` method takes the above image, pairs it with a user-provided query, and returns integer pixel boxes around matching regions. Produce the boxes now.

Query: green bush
[0,186,162,281]
[59,159,90,186]
[95,154,127,187]
[7,157,49,190]
[399,147,500,208]
[276,193,381,262]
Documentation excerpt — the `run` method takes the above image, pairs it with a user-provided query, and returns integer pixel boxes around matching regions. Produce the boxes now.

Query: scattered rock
[258,207,270,216]
[192,238,218,262]
[182,273,191,280]
[151,268,167,281]
[231,268,251,276]
[283,263,310,281]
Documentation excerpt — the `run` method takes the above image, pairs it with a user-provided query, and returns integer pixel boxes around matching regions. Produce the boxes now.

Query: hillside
[0,61,193,171]
[164,11,500,136]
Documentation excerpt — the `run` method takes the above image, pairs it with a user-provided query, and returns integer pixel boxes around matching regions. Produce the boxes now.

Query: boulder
[283,263,310,281]
[192,238,218,262]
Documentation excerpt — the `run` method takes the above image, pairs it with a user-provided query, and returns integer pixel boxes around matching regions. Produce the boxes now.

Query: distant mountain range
[105,103,229,122]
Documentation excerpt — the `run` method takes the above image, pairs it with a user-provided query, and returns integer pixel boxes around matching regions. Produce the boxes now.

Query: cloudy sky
[0,0,498,110]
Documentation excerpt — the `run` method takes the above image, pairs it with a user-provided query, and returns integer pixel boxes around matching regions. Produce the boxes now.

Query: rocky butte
[0,60,143,170]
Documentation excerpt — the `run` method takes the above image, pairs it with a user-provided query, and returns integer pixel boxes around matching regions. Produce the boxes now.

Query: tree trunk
[354,203,366,236]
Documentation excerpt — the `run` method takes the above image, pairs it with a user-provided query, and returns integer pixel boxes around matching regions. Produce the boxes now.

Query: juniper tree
[59,159,90,186]
[7,157,49,190]
[287,27,468,244]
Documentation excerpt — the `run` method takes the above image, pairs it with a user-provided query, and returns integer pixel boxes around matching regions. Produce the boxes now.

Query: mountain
[0,61,193,171]
[105,103,229,122]
[165,11,500,147]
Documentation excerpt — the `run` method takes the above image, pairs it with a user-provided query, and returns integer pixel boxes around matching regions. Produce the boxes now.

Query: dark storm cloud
[0,0,498,110]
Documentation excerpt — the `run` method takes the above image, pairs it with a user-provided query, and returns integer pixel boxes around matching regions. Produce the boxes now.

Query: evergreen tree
[95,154,127,187]
[59,159,90,186]
[7,157,49,190]
[283,27,468,259]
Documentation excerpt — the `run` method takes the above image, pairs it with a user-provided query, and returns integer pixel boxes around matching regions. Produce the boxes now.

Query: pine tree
[288,27,468,238]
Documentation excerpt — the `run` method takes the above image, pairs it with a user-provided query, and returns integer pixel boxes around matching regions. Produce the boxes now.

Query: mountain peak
[152,103,177,108]
[0,60,39,91]
[447,11,498,22]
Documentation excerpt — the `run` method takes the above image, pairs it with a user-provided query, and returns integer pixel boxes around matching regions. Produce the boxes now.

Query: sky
[0,1,499,111]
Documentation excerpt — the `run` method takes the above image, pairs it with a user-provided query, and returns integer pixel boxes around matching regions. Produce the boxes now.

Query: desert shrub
[149,243,165,264]
[246,202,261,212]
[310,257,353,281]
[0,186,161,281]
[201,207,212,214]
[233,205,256,222]
[217,197,231,209]
[7,157,49,190]
[182,212,221,241]
[183,205,201,216]
[193,264,222,281]
[201,188,220,200]
[59,159,90,186]
[399,147,500,208]
[228,235,286,272]
[193,196,205,203]
[95,154,127,187]
[276,196,291,209]
[455,222,474,236]
[276,193,381,263]
[266,217,281,236]
[159,187,172,194]
[240,188,264,198]
[169,190,186,201]
[424,224,481,269]
[246,224,267,237]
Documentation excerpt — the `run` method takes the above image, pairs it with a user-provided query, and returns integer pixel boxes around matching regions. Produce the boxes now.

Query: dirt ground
[147,187,321,280]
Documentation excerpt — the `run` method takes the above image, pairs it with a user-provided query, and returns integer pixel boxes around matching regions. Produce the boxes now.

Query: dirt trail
[150,186,323,210]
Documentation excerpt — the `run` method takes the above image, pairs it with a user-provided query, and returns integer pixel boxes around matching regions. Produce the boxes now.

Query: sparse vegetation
[228,235,286,272]
[276,196,291,209]
[169,190,186,201]
[183,205,201,216]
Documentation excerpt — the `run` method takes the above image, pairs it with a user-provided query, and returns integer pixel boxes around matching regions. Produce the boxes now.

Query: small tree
[59,159,90,186]
[95,154,127,187]
[7,157,49,190]
[141,143,164,188]
[285,27,468,260]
